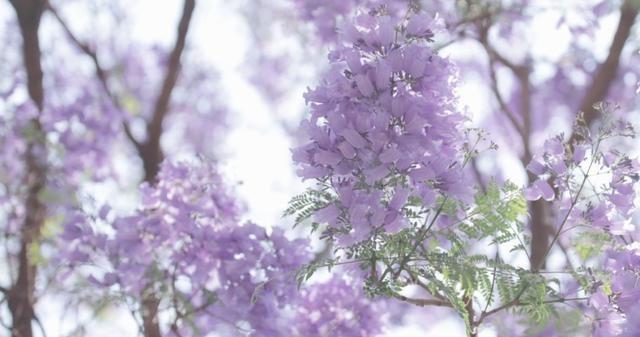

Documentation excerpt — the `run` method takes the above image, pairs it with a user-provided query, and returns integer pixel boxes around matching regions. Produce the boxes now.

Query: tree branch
[476,295,588,326]
[470,158,487,194]
[475,284,528,326]
[481,252,499,315]
[142,0,196,183]
[465,294,477,337]
[32,313,47,337]
[51,2,197,337]
[140,294,162,337]
[577,0,639,129]
[47,3,142,149]
[477,25,527,76]
[477,22,550,271]
[6,3,48,337]
[8,0,45,110]
[557,240,576,272]
[391,292,451,308]
[537,137,601,270]
[486,57,526,139]
[137,2,196,336]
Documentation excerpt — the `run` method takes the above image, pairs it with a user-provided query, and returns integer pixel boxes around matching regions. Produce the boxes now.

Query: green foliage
[295,261,320,288]
[458,181,528,246]
[284,189,334,227]
[572,231,612,260]
[517,274,553,324]
[289,179,575,337]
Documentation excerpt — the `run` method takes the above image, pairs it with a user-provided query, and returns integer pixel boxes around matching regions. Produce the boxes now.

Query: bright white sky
[0,0,630,336]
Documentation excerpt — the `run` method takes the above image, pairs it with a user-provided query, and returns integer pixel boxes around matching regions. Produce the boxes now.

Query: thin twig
[486,58,525,138]
[392,292,452,307]
[481,251,499,315]
[538,136,601,268]
[46,3,142,149]
[575,0,639,133]
[32,313,47,337]
[476,295,588,325]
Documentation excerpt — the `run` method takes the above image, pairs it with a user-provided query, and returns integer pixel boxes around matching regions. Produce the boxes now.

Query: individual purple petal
[573,145,587,164]
[536,180,555,201]
[406,13,434,38]
[544,138,564,156]
[376,17,395,46]
[590,290,610,312]
[384,210,405,233]
[355,74,375,97]
[525,179,555,201]
[526,159,546,175]
[339,128,368,148]
[551,160,567,175]
[389,187,410,210]
[379,147,400,163]
[298,166,330,180]
[314,204,340,224]
[314,149,342,165]
[337,141,357,159]
[344,49,362,73]
[409,166,434,182]
[364,165,388,184]
[374,61,392,90]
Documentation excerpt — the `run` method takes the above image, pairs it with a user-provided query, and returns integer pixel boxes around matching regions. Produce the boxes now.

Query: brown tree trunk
[9,0,45,110]
[7,248,36,337]
[528,0,638,270]
[141,295,162,337]
[7,124,46,337]
[6,1,46,337]
[528,180,549,271]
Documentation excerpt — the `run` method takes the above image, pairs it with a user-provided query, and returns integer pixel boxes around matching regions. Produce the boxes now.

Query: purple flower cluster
[0,28,123,236]
[0,99,38,236]
[292,0,354,43]
[524,120,640,336]
[292,10,468,244]
[59,160,313,335]
[589,249,640,337]
[525,127,639,236]
[291,275,386,337]
[290,0,459,44]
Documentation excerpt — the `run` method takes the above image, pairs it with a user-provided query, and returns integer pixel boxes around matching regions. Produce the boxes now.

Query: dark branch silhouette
[6,1,47,337]
[141,0,196,183]
[136,1,196,336]
[8,0,45,110]
[47,4,142,149]
[578,0,639,129]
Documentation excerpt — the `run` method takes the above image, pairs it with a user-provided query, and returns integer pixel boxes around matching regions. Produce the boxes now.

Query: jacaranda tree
[1,0,639,337]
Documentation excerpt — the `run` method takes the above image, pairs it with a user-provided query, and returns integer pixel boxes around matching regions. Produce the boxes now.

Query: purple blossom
[292,10,469,244]
[524,179,555,201]
[57,160,315,335]
[291,275,386,337]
